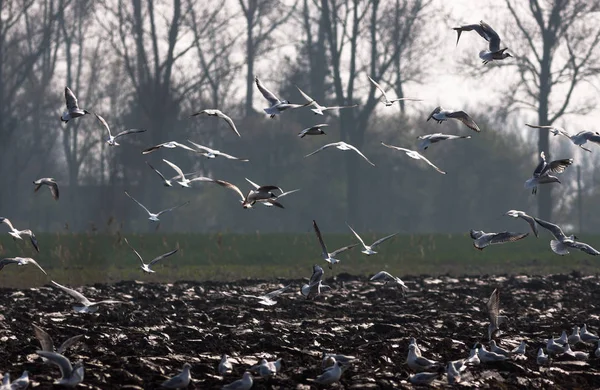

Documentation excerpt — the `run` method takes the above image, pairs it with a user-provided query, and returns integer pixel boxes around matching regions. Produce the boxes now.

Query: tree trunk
[538,37,552,221]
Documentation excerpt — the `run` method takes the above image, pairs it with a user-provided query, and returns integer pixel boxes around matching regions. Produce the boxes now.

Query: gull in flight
[162,159,211,187]
[33,324,83,356]
[51,280,124,313]
[453,20,512,64]
[218,354,233,375]
[369,271,408,291]
[504,210,538,237]
[298,124,328,138]
[33,178,59,201]
[125,191,189,222]
[427,107,480,132]
[367,76,422,106]
[381,142,446,174]
[187,140,248,161]
[190,109,240,137]
[123,238,178,273]
[301,264,331,299]
[93,113,146,146]
[526,123,600,152]
[0,217,39,252]
[146,161,193,187]
[525,151,573,194]
[60,87,89,123]
[36,351,84,387]
[161,363,191,389]
[534,217,599,255]
[487,289,508,340]
[222,372,253,390]
[296,86,358,115]
[0,257,47,275]
[245,178,299,207]
[305,141,375,166]
[313,359,342,385]
[417,133,471,151]
[142,141,196,155]
[205,179,284,209]
[240,284,292,306]
[255,76,312,118]
[470,229,529,250]
[313,220,358,269]
[347,224,398,255]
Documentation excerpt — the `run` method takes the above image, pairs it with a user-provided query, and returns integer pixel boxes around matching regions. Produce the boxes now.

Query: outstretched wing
[571,241,600,256]
[489,231,529,245]
[313,220,329,258]
[114,128,147,140]
[534,217,568,241]
[346,224,366,249]
[64,87,79,111]
[211,179,245,201]
[447,111,480,132]
[264,284,292,299]
[330,243,359,257]
[123,238,146,266]
[371,232,399,248]
[148,248,179,267]
[367,76,388,100]
[479,21,501,52]
[305,143,338,158]
[146,162,168,183]
[156,201,190,216]
[346,144,376,166]
[216,111,241,137]
[487,288,500,327]
[255,76,280,105]
[94,113,112,137]
[33,324,55,352]
[51,280,91,306]
[124,191,152,215]
[546,158,573,174]
[414,152,447,174]
[57,334,84,355]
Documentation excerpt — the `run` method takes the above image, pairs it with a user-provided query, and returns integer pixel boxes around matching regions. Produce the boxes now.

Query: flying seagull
[470,229,529,250]
[60,87,89,123]
[526,123,600,152]
[381,142,446,174]
[50,280,125,313]
[205,179,284,209]
[453,20,512,64]
[369,271,408,291]
[534,217,600,256]
[417,133,471,151]
[504,210,538,237]
[190,109,240,137]
[301,264,330,299]
[162,159,211,187]
[427,107,481,132]
[245,178,299,207]
[367,76,422,106]
[33,178,59,201]
[161,363,192,389]
[142,141,196,155]
[124,191,190,222]
[0,257,47,275]
[313,220,358,269]
[305,141,375,166]
[298,124,328,138]
[240,284,292,306]
[255,76,312,118]
[33,324,83,356]
[93,113,146,146]
[296,86,358,115]
[0,217,39,252]
[36,351,84,388]
[123,237,178,273]
[487,289,508,340]
[524,151,573,194]
[146,161,186,187]
[187,140,249,161]
[346,224,398,255]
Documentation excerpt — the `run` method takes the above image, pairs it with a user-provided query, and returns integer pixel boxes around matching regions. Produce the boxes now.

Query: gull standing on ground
[534,217,600,255]
[367,76,422,106]
[60,87,89,123]
[313,359,342,385]
[161,363,191,389]
[417,133,471,151]
[257,359,277,378]
[298,124,328,138]
[426,107,481,132]
[245,178,299,207]
[407,344,439,372]
[51,280,124,313]
[489,340,511,357]
[296,86,358,115]
[142,141,197,155]
[162,159,211,188]
[526,124,600,152]
[504,210,538,237]
[564,344,588,361]
[124,238,178,273]
[546,339,569,355]
[240,284,292,306]
[409,370,443,385]
[222,372,253,390]
[322,353,357,369]
[33,178,59,201]
[36,351,84,387]
[94,113,146,146]
[477,345,508,362]
[0,217,40,252]
[218,355,233,375]
[313,220,358,269]
[487,289,508,340]
[369,271,408,291]
[187,140,248,161]
[381,142,446,174]
[347,224,398,255]
[470,229,529,250]
[255,76,312,118]
[306,141,375,166]
[33,324,83,356]
[580,324,600,343]
[125,191,190,222]
[190,109,240,137]
[0,257,47,275]
[453,20,512,64]
[205,179,284,209]
[511,341,527,358]
[525,151,573,195]
[569,326,581,345]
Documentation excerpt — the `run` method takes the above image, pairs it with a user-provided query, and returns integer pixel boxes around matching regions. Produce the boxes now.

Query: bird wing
[125,191,152,215]
[0,217,15,231]
[516,213,539,237]
[370,270,393,281]
[36,351,73,378]
[381,142,410,154]
[216,111,241,137]
[371,232,399,248]
[414,152,447,174]
[330,243,359,257]
[546,158,573,174]
[216,151,248,161]
[57,334,84,355]
[346,224,367,249]
[123,238,145,266]
[278,188,300,198]
[212,179,245,201]
[171,141,197,152]
[48,181,59,200]
[33,324,55,352]
[263,199,284,208]
[309,265,324,286]
[64,87,79,111]
[162,159,186,179]
[113,128,147,140]
[24,232,40,252]
[305,143,338,158]
[146,162,169,183]
[322,104,359,111]
[244,178,261,189]
[142,144,164,154]
[367,76,388,100]
[94,113,112,138]
[296,86,317,106]
[346,144,376,166]
[22,257,47,274]
[51,280,92,306]
[313,220,329,259]
[487,289,500,327]
[479,21,501,52]
[148,248,179,267]
[264,284,292,299]
[470,229,484,239]
[532,151,547,177]
[446,111,481,132]
[570,241,600,256]
[533,217,568,241]
[489,232,529,245]
[255,76,280,105]
[156,201,190,216]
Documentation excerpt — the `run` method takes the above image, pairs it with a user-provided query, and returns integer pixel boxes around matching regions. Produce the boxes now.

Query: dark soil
[1,273,600,389]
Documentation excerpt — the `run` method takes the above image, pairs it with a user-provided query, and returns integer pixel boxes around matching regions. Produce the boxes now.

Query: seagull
[190,109,240,137]
[313,359,342,385]
[255,76,312,118]
[537,348,549,365]
[526,123,600,152]
[408,371,443,385]
[36,351,84,387]
[222,372,253,390]
[296,86,358,115]
[470,230,529,250]
[407,344,439,372]
[347,224,398,255]
[417,133,471,151]
[369,271,408,291]
[511,341,527,358]
[554,330,568,345]
[546,338,569,355]
[322,353,357,369]
[477,345,508,362]
[504,210,538,237]
[123,238,178,273]
[205,179,284,209]
[525,151,573,194]
[125,191,190,222]
[569,326,581,345]
[33,178,59,200]
[0,257,47,275]
[6,371,29,390]
[580,324,599,343]
[367,76,422,106]
[487,289,508,340]
[301,264,330,299]
[218,354,233,375]
[466,345,481,366]
[162,159,211,187]
[453,20,512,64]
[142,141,197,155]
[426,107,481,132]
[534,217,600,255]
[313,220,358,269]
[489,340,511,357]
[381,142,446,174]
[33,324,83,356]
[94,113,146,146]
[0,217,39,252]
[187,140,249,161]
[60,87,89,123]
[240,284,291,306]
[446,361,462,384]
[257,359,277,378]
[298,124,328,138]
[305,141,375,166]
[50,280,125,313]
[564,344,588,361]
[161,363,191,389]
[245,178,299,207]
